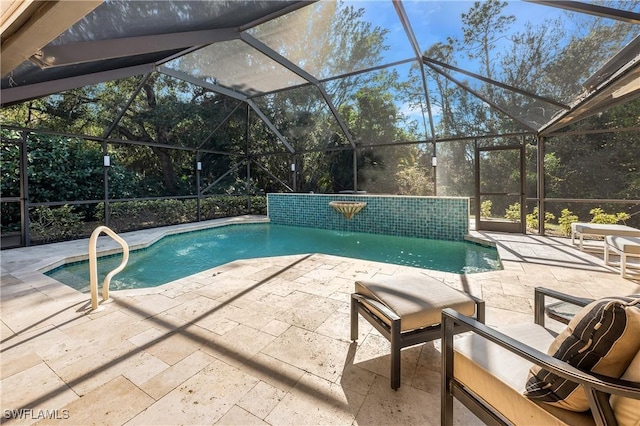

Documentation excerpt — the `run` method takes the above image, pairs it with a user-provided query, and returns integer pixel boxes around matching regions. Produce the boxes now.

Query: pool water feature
[47,223,501,292]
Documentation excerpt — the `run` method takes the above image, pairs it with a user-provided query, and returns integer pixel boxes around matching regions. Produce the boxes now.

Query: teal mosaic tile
[267,194,469,241]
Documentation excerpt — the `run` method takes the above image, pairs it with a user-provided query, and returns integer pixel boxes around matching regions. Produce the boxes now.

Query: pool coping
[1,216,270,276]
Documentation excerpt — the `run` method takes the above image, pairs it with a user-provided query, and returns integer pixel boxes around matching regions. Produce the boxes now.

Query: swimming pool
[47,223,501,292]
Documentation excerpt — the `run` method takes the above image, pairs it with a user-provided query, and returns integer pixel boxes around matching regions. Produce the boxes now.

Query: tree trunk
[151,146,178,194]
[116,126,179,195]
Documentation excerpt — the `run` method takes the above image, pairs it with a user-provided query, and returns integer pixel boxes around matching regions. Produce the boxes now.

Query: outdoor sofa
[442,287,640,426]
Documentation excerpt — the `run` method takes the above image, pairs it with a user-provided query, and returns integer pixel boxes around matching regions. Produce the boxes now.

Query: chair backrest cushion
[610,349,640,426]
[524,296,640,411]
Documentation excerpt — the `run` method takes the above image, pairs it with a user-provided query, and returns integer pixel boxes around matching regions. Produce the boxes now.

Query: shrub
[95,196,267,232]
[29,205,84,243]
[480,200,492,218]
[558,208,579,236]
[250,196,267,214]
[200,196,247,220]
[27,196,268,243]
[395,165,434,196]
[505,202,520,221]
[589,207,630,224]
[526,207,555,231]
[96,199,192,232]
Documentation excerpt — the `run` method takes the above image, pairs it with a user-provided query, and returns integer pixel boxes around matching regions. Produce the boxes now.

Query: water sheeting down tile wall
[267,193,469,241]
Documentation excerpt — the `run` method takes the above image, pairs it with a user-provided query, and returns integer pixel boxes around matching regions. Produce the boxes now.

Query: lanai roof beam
[239,33,356,148]
[527,1,640,24]
[158,66,247,101]
[31,28,239,69]
[424,60,537,131]
[422,56,570,110]
[246,99,295,154]
[1,63,154,106]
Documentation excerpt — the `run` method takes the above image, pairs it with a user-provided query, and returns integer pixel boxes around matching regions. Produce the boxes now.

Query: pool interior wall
[267,193,469,241]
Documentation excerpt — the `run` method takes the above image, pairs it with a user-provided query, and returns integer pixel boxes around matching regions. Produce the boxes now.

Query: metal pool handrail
[89,226,130,311]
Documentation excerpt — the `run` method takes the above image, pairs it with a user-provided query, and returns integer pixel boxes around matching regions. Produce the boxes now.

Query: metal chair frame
[351,292,485,390]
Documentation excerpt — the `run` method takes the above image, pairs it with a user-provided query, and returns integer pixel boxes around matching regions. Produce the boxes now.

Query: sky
[350,0,638,133]
[360,0,573,64]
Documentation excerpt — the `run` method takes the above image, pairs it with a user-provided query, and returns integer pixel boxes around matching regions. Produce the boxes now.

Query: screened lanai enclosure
[1,0,639,248]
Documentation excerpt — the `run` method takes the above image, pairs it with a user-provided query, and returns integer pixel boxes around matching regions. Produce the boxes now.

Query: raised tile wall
[267,193,469,241]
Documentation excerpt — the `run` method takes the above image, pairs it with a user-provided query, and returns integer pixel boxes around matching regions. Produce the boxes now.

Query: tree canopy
[1,0,638,236]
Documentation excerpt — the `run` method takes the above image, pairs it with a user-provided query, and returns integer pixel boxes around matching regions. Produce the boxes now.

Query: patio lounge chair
[571,222,640,251]
[442,287,640,426]
[605,235,640,279]
[350,273,484,390]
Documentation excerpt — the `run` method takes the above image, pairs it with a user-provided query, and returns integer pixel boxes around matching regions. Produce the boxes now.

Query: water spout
[329,201,367,219]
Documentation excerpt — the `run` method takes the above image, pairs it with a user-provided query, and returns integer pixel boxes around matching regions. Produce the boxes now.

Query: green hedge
[27,196,267,244]
[29,205,85,244]
[95,196,267,233]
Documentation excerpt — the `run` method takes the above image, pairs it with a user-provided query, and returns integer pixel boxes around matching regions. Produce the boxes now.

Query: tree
[461,0,515,82]
[111,74,247,195]
[241,1,417,194]
[0,132,139,223]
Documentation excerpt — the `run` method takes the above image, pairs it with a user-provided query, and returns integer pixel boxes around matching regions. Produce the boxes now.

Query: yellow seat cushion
[610,350,640,426]
[454,323,595,426]
[355,274,476,332]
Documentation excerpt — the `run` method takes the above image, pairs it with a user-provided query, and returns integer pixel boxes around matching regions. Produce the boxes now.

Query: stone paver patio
[1,217,639,425]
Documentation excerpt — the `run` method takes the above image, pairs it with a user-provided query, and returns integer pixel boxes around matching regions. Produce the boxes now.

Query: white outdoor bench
[605,235,640,279]
[570,222,640,251]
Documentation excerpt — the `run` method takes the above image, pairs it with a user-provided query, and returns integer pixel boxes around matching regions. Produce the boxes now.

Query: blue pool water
[47,223,501,292]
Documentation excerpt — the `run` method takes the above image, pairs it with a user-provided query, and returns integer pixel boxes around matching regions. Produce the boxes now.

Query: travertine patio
[1,217,638,425]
